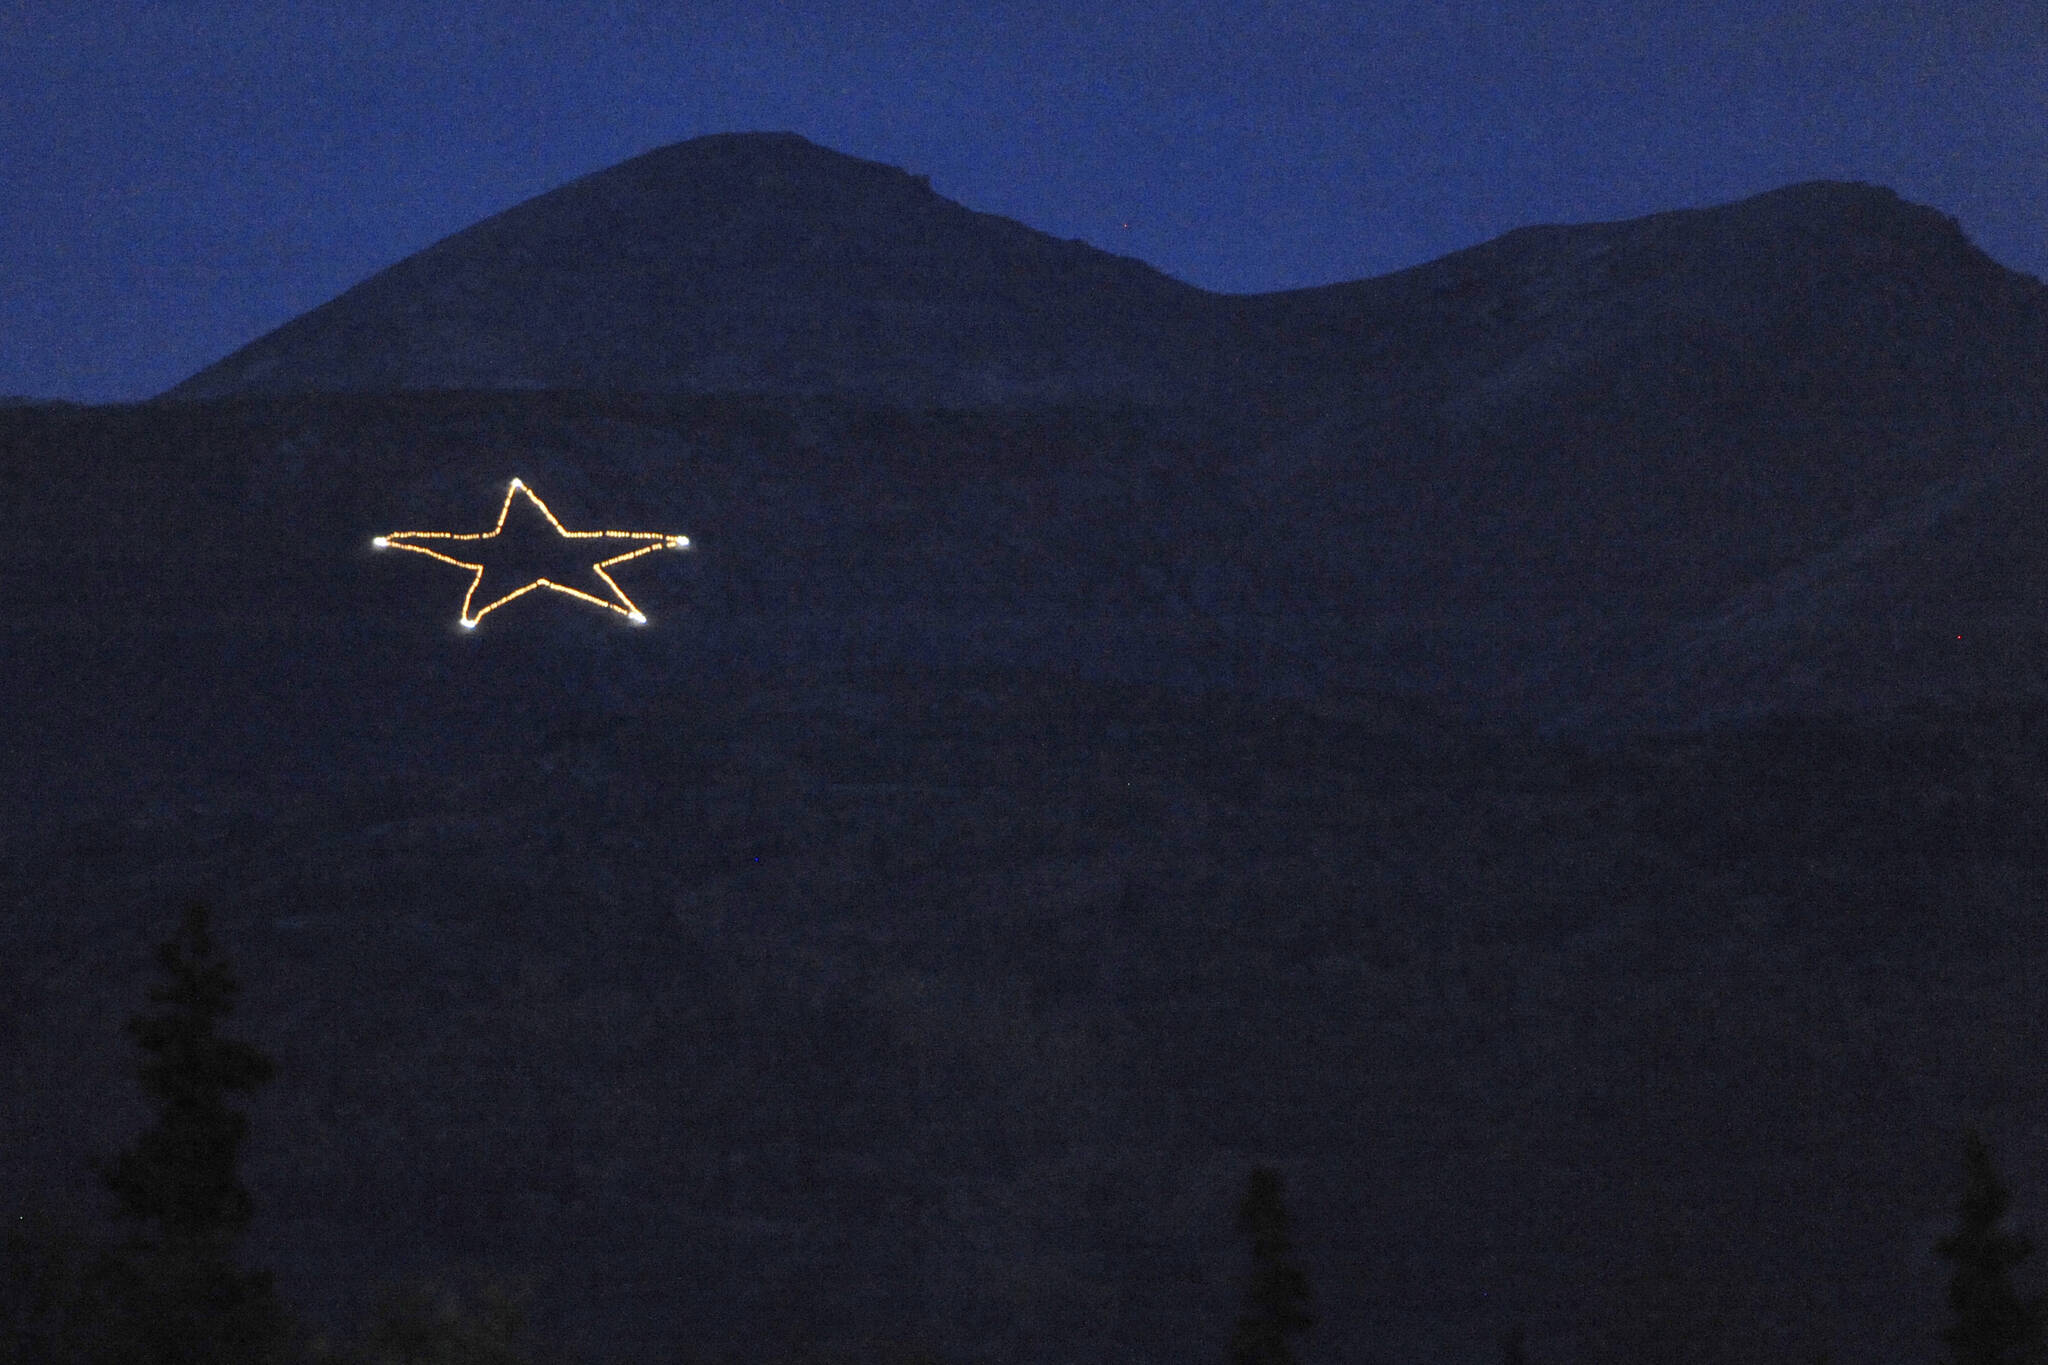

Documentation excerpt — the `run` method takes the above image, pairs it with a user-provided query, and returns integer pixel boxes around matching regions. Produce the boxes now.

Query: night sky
[5,0,2043,404]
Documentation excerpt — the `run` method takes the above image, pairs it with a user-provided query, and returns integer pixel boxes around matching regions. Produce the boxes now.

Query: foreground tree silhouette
[1227,1166,1313,1365]
[1936,1127,2047,1365]
[75,900,294,1364]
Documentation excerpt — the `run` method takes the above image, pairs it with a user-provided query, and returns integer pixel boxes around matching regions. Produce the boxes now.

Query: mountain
[163,132,1232,410]
[1223,178,2048,732]
[8,145,2048,1365]
[157,137,2048,734]
[165,132,2048,438]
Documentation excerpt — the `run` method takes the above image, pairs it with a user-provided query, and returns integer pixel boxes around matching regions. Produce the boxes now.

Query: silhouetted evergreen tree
[73,900,293,1365]
[1227,1165,1313,1365]
[1936,1127,2047,1365]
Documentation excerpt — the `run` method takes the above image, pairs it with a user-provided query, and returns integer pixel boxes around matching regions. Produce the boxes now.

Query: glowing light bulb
[372,537,389,549]
[629,611,647,624]
[460,618,477,630]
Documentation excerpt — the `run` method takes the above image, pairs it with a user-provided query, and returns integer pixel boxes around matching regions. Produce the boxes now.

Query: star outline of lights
[373,477,690,628]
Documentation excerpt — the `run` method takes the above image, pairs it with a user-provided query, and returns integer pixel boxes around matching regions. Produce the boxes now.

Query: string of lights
[372,477,690,627]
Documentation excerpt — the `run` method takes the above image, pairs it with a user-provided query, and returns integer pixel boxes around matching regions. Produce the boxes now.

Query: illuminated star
[373,478,690,628]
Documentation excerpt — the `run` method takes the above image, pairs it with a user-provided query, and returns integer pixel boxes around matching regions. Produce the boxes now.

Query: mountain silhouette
[9,139,2048,1365]
[1216,177,2048,731]
[161,133,2048,444]
[153,134,2048,734]
[163,131,1227,409]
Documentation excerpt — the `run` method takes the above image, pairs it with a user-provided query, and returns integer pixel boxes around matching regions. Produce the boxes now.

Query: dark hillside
[6,393,2048,1364]
[7,151,2048,1363]
[10,638,2048,1365]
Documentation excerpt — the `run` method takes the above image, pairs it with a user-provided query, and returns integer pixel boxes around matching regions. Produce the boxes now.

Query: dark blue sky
[5,0,2042,403]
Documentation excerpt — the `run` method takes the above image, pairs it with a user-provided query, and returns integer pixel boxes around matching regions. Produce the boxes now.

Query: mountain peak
[1668,177,1995,270]
[162,131,1211,406]
[587,129,936,194]
[1750,177,1902,202]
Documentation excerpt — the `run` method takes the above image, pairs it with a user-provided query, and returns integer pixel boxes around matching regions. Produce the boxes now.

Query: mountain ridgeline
[154,131,2048,737]
[164,132,1225,411]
